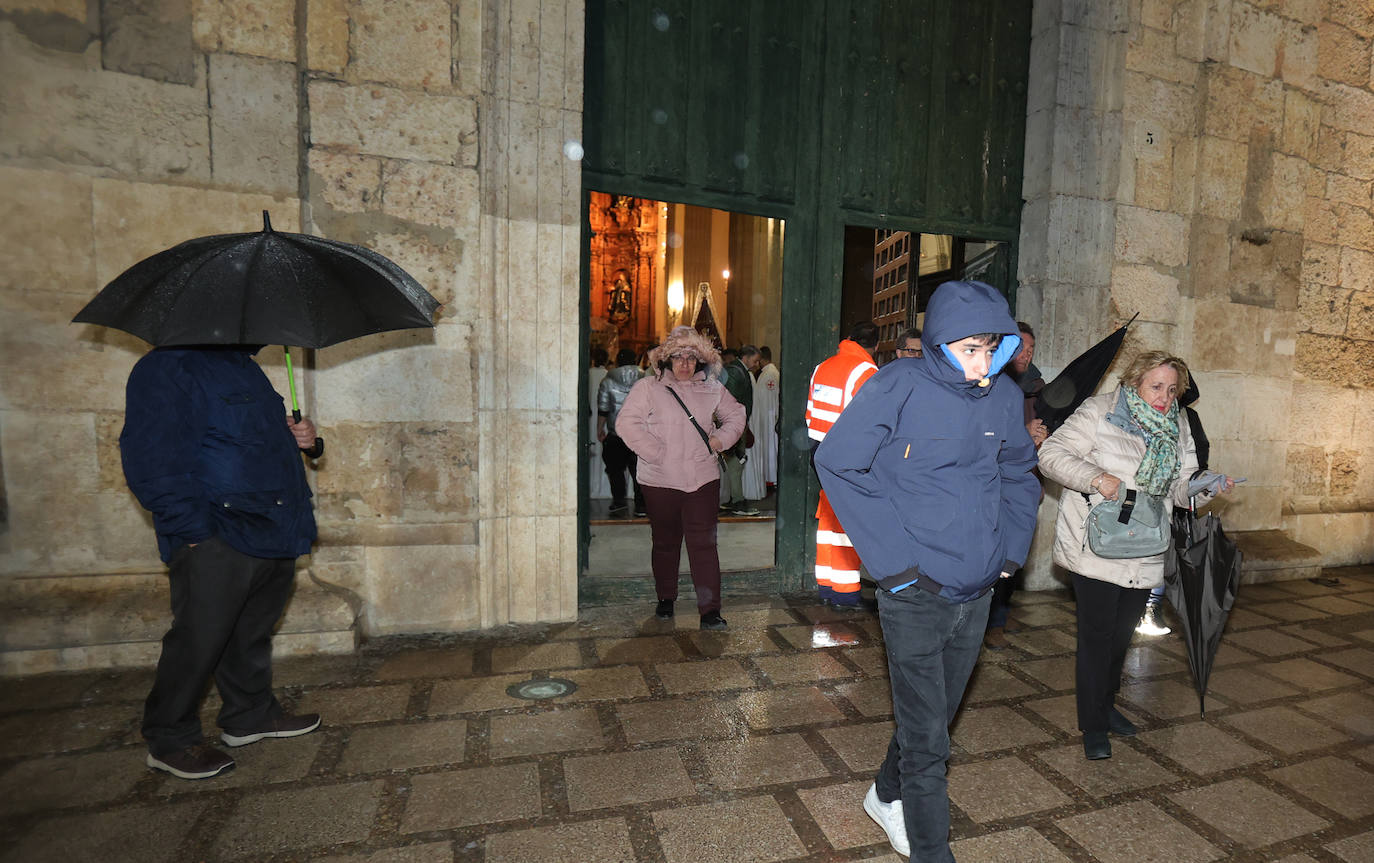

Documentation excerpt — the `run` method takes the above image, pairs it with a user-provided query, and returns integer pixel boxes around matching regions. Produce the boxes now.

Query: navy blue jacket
[814,281,1041,602]
[120,347,317,563]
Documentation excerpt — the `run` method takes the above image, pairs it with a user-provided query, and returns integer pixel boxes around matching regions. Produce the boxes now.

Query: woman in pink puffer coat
[617,326,746,630]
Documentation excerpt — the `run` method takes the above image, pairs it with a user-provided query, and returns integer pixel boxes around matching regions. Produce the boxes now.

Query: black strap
[1116,488,1137,524]
[664,385,716,458]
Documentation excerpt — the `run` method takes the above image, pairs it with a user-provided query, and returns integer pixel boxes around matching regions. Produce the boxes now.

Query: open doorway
[582,193,784,586]
[841,226,1013,364]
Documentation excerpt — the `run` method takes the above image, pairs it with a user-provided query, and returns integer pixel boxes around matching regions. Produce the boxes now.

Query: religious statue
[608,271,632,326]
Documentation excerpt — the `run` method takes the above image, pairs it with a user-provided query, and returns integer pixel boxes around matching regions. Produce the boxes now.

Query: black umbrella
[74,211,441,455]
[1163,502,1242,717]
[1034,313,1138,433]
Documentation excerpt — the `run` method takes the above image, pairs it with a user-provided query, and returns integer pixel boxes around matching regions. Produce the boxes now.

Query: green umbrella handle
[284,347,325,458]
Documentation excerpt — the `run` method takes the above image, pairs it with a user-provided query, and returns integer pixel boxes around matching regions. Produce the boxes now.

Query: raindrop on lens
[651,108,668,125]
[666,232,683,249]
[733,152,749,169]
[563,139,585,161]
[652,11,670,31]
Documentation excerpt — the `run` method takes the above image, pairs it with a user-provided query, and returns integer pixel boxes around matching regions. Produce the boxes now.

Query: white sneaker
[1135,605,1171,636]
[863,783,910,857]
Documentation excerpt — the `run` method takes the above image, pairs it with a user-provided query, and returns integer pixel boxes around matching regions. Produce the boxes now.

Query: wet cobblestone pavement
[1,567,1371,862]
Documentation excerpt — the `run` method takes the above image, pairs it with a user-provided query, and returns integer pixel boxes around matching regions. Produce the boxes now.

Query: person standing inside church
[598,347,647,517]
[743,345,780,499]
[720,345,761,515]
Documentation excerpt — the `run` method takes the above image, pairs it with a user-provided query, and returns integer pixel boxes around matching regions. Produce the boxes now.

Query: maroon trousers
[641,480,722,613]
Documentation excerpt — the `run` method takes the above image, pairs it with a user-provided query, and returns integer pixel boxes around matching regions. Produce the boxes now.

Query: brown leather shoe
[221,713,321,747]
[983,626,1009,650]
[146,743,235,780]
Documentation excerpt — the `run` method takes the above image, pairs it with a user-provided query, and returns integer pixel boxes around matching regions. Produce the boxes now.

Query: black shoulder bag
[664,385,725,467]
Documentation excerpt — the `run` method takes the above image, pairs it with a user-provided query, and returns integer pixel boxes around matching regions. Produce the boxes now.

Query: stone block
[1252,306,1298,378]
[1329,0,1374,38]
[1328,174,1373,208]
[1172,0,1207,61]
[1186,215,1231,300]
[1305,195,1339,244]
[316,322,473,423]
[0,25,210,182]
[1127,24,1196,84]
[361,543,481,634]
[1115,205,1189,267]
[90,178,299,285]
[192,0,295,61]
[1240,375,1293,441]
[1058,23,1127,112]
[1318,21,1372,87]
[1294,332,1374,386]
[1191,370,1246,441]
[1170,135,1197,211]
[1298,284,1352,334]
[1218,439,1286,486]
[209,54,299,195]
[1343,132,1374,180]
[1287,382,1358,447]
[308,80,477,164]
[0,167,95,294]
[1281,89,1321,159]
[1287,443,1328,495]
[1321,82,1374,135]
[1201,0,1233,62]
[1338,202,1374,253]
[1342,248,1374,291]
[1021,108,1052,199]
[380,161,478,232]
[1025,26,1060,115]
[1111,264,1181,322]
[1282,511,1374,567]
[1261,153,1309,234]
[1230,230,1302,309]
[1045,195,1115,286]
[100,0,195,85]
[1192,300,1253,372]
[1301,242,1340,286]
[1197,135,1248,219]
[454,0,483,96]
[1228,2,1282,77]
[1350,291,1374,339]
[1328,448,1359,496]
[1123,71,1197,136]
[368,228,465,310]
[1133,148,1173,211]
[1203,66,1284,143]
[1280,20,1319,89]
[349,0,452,90]
[305,0,348,74]
[1049,106,1120,199]
[308,150,383,214]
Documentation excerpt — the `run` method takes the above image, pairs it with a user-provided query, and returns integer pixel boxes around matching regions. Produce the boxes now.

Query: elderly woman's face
[669,352,699,381]
[1137,364,1180,413]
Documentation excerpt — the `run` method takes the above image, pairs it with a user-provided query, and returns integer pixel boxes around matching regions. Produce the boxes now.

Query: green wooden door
[582,0,1032,598]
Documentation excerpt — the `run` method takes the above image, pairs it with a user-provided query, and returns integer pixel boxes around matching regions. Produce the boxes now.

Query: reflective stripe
[815,565,861,586]
[807,428,826,441]
[811,383,843,404]
[815,530,853,547]
[842,362,876,408]
[807,405,841,423]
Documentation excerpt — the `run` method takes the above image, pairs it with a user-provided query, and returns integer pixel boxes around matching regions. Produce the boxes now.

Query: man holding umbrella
[121,346,324,779]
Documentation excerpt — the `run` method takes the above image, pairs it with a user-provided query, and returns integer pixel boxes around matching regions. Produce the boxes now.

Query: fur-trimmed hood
[647,326,722,380]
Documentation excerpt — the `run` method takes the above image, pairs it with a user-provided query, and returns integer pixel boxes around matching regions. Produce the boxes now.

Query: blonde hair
[1121,350,1190,393]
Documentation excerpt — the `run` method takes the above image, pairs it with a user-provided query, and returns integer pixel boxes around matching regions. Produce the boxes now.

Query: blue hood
[922,280,1021,389]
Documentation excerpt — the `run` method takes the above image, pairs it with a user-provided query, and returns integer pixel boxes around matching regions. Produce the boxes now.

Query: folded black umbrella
[1034,313,1137,433]
[1163,503,1242,717]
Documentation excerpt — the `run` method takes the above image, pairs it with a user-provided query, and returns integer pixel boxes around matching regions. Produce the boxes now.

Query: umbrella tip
[262,210,272,232]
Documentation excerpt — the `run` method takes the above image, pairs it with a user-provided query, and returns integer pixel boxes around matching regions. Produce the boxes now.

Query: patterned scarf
[1125,387,1181,496]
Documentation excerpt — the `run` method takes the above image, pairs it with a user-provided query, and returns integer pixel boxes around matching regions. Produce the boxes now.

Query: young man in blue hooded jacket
[815,280,1040,861]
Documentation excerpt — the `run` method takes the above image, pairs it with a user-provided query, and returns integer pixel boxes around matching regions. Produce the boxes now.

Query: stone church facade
[0,0,1369,673]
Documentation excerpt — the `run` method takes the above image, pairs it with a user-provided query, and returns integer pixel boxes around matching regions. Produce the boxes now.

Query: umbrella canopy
[1163,505,1243,716]
[1033,313,1137,433]
[72,211,439,348]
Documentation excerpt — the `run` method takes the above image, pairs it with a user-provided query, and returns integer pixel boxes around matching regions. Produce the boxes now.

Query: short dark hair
[899,327,921,343]
[959,333,1004,347]
[721,347,737,361]
[738,344,759,359]
[849,321,879,349]
[1017,321,1035,339]
[614,347,637,366]
[759,346,772,361]
[591,347,608,366]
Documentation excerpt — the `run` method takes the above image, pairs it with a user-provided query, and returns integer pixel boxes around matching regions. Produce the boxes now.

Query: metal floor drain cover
[507,678,577,700]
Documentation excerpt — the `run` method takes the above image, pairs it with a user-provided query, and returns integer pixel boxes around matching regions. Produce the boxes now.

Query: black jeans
[602,433,643,508]
[875,585,991,863]
[142,536,297,755]
[1072,572,1151,733]
[641,480,722,614]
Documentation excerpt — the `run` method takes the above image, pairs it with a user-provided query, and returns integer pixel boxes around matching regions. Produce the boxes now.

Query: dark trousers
[641,480,722,614]
[602,433,643,508]
[1072,572,1151,733]
[875,586,991,863]
[142,536,297,756]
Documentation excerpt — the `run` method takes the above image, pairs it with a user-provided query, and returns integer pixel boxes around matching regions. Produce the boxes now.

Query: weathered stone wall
[1020,0,1373,583]
[0,0,583,670]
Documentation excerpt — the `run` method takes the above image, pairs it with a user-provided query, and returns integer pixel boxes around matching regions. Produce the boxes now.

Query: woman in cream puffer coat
[1038,350,1217,762]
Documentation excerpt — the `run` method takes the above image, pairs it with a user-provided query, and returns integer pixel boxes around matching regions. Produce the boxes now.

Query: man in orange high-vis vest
[805,321,879,607]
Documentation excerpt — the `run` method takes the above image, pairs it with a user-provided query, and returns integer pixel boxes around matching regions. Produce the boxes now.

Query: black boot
[699,611,728,631]
[655,600,674,619]
[1083,731,1111,760]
